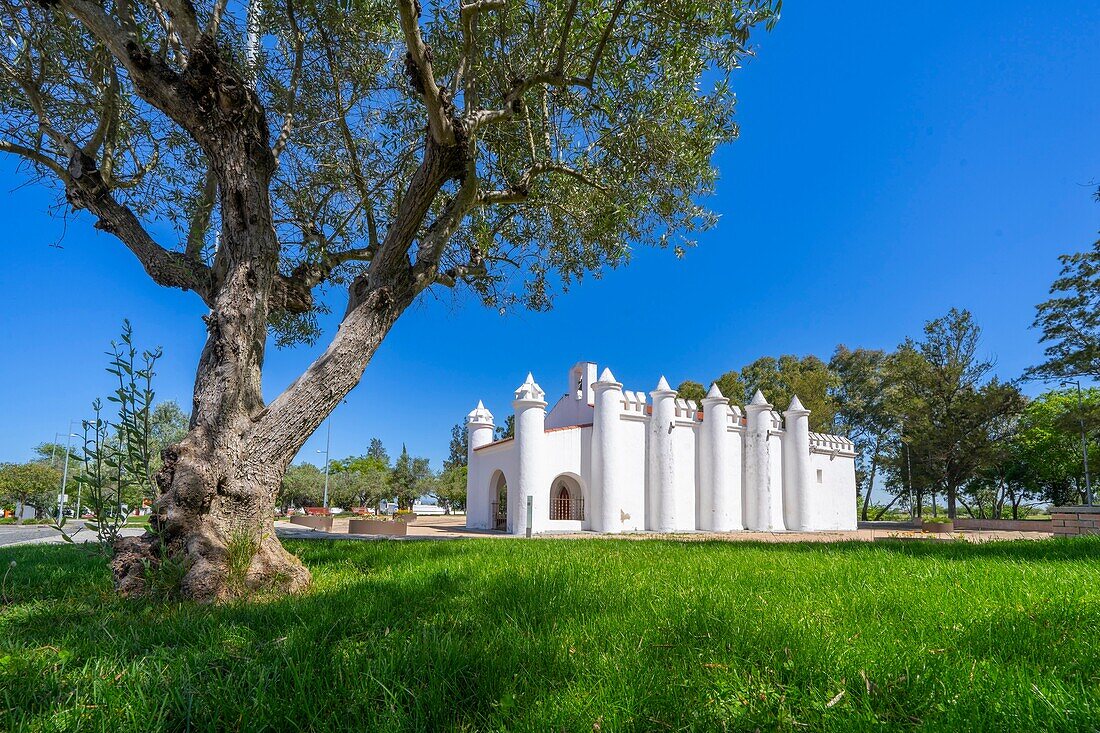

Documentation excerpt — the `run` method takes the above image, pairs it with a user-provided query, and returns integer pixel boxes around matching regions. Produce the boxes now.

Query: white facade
[466,362,858,535]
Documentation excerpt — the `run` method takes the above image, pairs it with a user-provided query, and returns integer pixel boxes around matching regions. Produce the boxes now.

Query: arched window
[549,475,584,520]
[571,368,584,399]
[490,471,508,530]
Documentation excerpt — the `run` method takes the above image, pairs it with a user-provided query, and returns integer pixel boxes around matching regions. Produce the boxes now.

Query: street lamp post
[316,419,331,510]
[1062,379,1094,507]
[55,423,78,523]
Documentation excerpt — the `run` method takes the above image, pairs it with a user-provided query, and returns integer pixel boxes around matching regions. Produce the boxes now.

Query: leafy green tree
[366,438,391,468]
[391,445,432,510]
[33,442,82,478]
[713,371,747,407]
[0,461,62,522]
[1,0,778,598]
[279,463,325,510]
[829,346,897,521]
[884,309,1026,518]
[434,465,467,514]
[149,400,190,474]
[332,455,392,510]
[497,415,516,440]
[739,355,838,431]
[1008,389,1100,509]
[1028,229,1100,381]
[676,381,706,404]
[445,423,468,470]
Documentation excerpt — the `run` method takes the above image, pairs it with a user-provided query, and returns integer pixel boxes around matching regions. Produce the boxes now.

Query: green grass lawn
[1,537,1098,732]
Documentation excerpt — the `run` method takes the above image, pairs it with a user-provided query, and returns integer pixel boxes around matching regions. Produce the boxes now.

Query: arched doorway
[549,475,584,521]
[489,471,508,531]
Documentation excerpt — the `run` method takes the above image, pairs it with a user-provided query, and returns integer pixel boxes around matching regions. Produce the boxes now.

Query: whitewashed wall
[467,364,858,535]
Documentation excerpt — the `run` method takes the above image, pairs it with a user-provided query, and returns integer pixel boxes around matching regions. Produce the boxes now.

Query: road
[0,524,143,548]
[0,525,59,547]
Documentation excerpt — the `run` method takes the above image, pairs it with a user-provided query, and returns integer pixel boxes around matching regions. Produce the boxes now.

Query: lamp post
[316,419,331,510]
[1061,379,1094,507]
[55,422,78,523]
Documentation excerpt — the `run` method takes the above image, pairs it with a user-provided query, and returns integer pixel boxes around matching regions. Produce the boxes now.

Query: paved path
[4,517,1048,547]
[276,515,1050,544]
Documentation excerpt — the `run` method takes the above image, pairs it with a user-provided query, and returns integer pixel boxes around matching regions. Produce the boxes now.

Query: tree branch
[553,0,578,76]
[61,143,213,302]
[271,0,304,160]
[586,0,626,83]
[0,139,66,177]
[466,73,592,133]
[465,0,625,134]
[185,165,217,258]
[479,160,607,204]
[317,23,380,254]
[396,0,456,146]
[414,176,481,288]
[452,0,507,99]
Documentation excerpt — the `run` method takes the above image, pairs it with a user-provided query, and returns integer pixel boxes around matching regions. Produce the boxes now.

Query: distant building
[466,362,857,535]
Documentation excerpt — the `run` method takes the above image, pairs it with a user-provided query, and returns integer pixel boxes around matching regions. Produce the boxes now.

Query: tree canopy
[0,461,62,520]
[2,0,781,343]
[1029,236,1100,381]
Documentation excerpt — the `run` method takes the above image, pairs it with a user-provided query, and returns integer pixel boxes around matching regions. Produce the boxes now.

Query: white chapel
[465,362,858,535]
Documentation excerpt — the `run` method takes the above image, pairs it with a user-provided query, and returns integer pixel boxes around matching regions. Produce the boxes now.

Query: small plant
[923,516,953,524]
[225,530,261,597]
[0,560,15,605]
[69,321,162,554]
[143,545,189,602]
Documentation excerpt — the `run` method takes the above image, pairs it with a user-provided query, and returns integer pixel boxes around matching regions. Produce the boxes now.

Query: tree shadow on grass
[2,539,1099,732]
[669,535,1100,564]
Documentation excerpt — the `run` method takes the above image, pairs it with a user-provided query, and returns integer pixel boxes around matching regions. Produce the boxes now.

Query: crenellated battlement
[674,398,702,422]
[809,432,857,456]
[620,390,648,416]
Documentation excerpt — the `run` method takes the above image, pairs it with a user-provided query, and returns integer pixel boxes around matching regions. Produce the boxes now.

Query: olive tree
[1,0,778,600]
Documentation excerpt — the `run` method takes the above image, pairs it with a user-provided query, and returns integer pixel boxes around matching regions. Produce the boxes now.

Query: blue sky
[2,0,1098,469]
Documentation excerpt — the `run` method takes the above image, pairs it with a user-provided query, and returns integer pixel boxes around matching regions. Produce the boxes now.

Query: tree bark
[860,436,881,522]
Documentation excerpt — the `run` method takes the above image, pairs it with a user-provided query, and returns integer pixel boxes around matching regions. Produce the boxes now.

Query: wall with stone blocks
[1051,507,1100,537]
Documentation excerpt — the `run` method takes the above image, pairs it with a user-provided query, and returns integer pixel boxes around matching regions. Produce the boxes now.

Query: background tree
[149,400,190,479]
[496,415,516,440]
[829,346,896,521]
[1008,389,1100,508]
[445,423,468,470]
[34,442,82,477]
[391,445,432,510]
[953,384,1026,518]
[434,464,467,514]
[675,380,706,404]
[713,370,747,407]
[1028,233,1100,381]
[278,463,325,511]
[1,0,778,600]
[332,454,392,510]
[739,354,837,431]
[366,438,391,468]
[884,309,1025,518]
[0,461,62,522]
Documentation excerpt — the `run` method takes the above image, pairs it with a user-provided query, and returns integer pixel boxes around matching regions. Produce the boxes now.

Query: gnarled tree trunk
[107,55,460,599]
